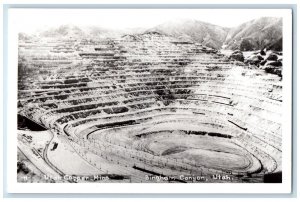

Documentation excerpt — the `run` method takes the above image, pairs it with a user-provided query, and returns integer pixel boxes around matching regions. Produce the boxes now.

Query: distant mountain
[224,17,282,51]
[38,24,145,39]
[147,17,282,51]
[40,25,86,38]
[147,19,229,49]
[21,17,283,51]
[19,32,35,40]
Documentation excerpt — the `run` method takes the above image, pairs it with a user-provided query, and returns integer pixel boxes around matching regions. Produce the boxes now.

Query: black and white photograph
[5,7,293,194]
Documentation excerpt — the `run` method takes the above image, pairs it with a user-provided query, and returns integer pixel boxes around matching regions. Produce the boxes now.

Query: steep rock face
[224,17,282,51]
[147,19,229,49]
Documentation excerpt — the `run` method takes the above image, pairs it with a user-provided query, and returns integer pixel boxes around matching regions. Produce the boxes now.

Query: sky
[10,9,287,33]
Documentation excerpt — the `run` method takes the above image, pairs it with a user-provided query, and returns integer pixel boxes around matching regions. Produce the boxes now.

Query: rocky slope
[224,17,282,51]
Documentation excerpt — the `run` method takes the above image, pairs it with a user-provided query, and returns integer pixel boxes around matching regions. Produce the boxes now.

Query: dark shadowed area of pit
[18,114,47,131]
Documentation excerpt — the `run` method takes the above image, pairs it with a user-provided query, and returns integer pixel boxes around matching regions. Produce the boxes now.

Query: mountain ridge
[19,17,283,51]
[146,19,230,49]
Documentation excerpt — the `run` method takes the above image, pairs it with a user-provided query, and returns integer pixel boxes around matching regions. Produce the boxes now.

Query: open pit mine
[17,31,282,183]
